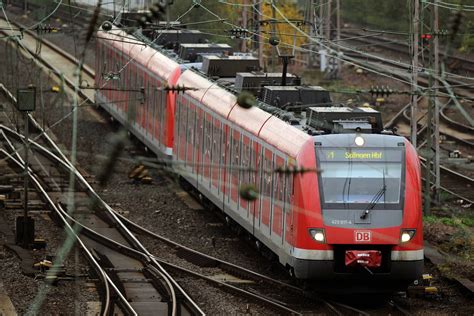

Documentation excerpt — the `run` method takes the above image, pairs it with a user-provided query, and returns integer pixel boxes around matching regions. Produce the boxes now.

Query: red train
[95,26,423,290]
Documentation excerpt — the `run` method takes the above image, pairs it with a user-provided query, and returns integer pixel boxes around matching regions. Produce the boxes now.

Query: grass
[424,214,474,279]
[424,215,474,228]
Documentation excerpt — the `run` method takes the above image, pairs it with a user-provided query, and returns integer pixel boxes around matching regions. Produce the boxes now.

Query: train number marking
[355,231,371,242]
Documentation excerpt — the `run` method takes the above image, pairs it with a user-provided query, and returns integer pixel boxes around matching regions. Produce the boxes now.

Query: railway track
[111,195,406,316]
[340,29,474,75]
[340,30,474,142]
[383,100,473,204]
[118,212,328,315]
[0,17,95,104]
[7,0,104,29]
[0,88,203,315]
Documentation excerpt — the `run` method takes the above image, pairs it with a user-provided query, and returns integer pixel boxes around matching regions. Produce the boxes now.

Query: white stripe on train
[291,248,424,261]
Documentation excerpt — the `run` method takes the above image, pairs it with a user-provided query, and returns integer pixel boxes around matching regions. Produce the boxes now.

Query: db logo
[355,231,371,242]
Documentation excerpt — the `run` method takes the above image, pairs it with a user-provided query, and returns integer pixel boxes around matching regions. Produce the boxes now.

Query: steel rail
[0,129,139,314]
[0,17,95,103]
[382,99,473,204]
[0,125,181,315]
[114,209,304,293]
[0,135,126,315]
[340,30,474,73]
[56,205,307,315]
[338,34,474,134]
[112,192,375,316]
[0,124,205,316]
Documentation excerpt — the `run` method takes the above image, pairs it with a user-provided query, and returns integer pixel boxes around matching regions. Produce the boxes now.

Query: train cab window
[316,147,404,209]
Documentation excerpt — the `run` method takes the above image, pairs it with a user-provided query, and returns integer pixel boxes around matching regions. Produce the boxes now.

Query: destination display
[317,148,403,162]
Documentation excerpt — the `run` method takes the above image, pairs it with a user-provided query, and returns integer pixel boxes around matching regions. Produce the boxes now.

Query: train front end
[294,133,423,290]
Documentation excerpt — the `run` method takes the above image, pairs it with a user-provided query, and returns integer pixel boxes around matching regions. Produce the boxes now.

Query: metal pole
[433,0,440,204]
[253,0,264,68]
[271,0,276,72]
[166,0,170,27]
[411,0,419,148]
[23,111,29,247]
[305,0,316,67]
[242,0,248,52]
[425,56,433,214]
[325,0,332,41]
[336,0,341,75]
[319,0,324,43]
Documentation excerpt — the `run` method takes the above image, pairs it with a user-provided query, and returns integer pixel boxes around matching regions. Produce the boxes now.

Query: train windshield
[316,147,404,209]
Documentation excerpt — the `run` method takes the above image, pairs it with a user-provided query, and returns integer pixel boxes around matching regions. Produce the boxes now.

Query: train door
[105,46,112,104]
[284,159,295,247]
[128,67,137,126]
[272,155,285,241]
[249,139,257,234]
[159,80,166,147]
[185,102,196,178]
[260,148,274,232]
[123,52,129,116]
[175,96,185,161]
[137,69,145,131]
[195,107,204,184]
[112,50,118,112]
[154,81,163,146]
[230,129,241,208]
[107,48,115,109]
[113,49,119,111]
[239,135,251,219]
[202,112,212,187]
[118,51,124,115]
[147,76,154,140]
[253,142,262,232]
[222,124,231,205]
[211,117,222,197]
[143,73,150,132]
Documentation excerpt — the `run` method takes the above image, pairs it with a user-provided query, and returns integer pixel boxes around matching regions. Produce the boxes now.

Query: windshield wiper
[360,185,386,219]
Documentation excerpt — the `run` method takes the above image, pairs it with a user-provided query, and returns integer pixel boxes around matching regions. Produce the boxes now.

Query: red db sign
[355,231,371,242]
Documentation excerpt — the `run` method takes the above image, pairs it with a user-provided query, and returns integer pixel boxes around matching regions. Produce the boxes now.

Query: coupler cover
[345,250,382,268]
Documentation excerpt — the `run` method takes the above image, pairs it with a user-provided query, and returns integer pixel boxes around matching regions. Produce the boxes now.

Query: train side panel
[95,28,180,157]
[174,70,314,268]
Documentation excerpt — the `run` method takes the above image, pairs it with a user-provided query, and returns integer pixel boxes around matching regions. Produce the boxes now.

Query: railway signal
[15,86,36,248]
[421,33,432,46]
[368,86,394,98]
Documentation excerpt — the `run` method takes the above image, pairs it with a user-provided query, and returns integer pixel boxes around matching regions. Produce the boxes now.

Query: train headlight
[308,228,326,243]
[400,229,416,243]
[354,135,365,146]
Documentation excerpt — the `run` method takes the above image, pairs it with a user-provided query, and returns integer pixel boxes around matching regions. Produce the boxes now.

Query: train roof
[98,26,179,81]
[98,23,389,153]
[177,69,311,157]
